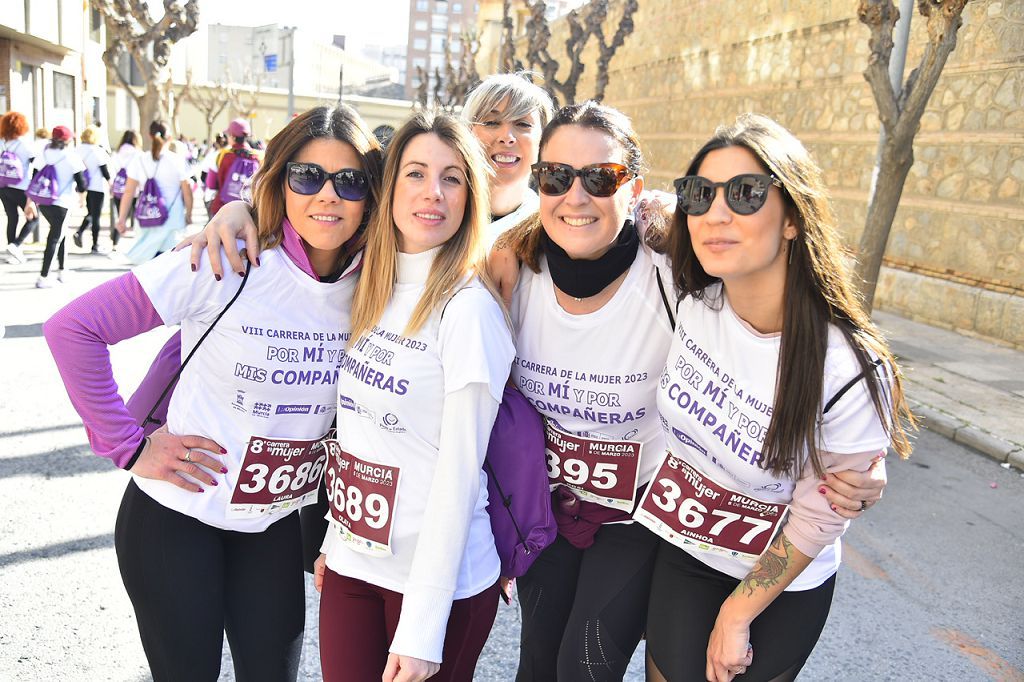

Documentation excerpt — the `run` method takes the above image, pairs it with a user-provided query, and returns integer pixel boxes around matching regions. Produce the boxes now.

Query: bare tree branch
[858,0,901,134]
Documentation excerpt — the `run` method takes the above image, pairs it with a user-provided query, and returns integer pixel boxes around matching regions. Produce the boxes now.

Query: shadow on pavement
[2,323,43,338]
[0,533,114,568]
[0,423,83,439]
[0,443,112,479]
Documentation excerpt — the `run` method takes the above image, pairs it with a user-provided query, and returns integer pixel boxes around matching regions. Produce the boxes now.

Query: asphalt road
[1,255,1021,681]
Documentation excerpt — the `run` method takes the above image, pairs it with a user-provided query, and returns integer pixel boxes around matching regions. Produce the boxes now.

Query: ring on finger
[859,499,868,511]
[184,448,194,463]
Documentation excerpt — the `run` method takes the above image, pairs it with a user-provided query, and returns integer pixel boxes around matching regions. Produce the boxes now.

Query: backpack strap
[142,260,252,426]
[483,457,527,547]
[822,358,884,415]
[654,265,676,330]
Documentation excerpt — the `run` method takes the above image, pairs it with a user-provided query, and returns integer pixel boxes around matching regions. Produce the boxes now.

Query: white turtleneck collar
[396,246,441,284]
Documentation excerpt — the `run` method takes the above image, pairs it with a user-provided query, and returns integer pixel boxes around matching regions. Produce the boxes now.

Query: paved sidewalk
[874,310,1024,470]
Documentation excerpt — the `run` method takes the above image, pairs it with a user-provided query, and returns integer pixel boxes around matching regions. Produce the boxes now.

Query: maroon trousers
[319,569,499,682]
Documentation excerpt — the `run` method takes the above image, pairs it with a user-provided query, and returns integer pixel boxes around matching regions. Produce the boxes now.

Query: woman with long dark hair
[44,105,383,681]
[29,125,85,287]
[642,113,914,682]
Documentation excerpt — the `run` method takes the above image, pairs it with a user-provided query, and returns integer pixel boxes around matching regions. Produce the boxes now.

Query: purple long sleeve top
[43,220,354,469]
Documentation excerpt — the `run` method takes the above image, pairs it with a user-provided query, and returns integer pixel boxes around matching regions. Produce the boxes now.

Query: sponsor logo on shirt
[252,401,271,418]
[276,404,311,415]
[314,404,334,415]
[338,394,356,411]
[232,390,246,413]
[671,426,708,456]
[379,412,406,434]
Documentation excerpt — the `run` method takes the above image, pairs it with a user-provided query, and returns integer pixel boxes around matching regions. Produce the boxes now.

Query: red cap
[51,125,73,142]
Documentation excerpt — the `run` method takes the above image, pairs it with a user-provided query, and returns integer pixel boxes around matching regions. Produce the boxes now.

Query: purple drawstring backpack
[484,385,557,578]
[0,141,24,187]
[110,167,129,199]
[135,157,179,228]
[26,153,65,205]
[218,152,259,204]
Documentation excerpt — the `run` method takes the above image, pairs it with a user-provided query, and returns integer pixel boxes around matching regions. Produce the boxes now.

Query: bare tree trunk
[855,0,969,309]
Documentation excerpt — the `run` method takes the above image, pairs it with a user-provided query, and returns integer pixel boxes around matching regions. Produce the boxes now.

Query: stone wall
[523,0,1023,346]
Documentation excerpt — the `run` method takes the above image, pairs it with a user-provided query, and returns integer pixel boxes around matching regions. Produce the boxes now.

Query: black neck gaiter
[541,220,640,299]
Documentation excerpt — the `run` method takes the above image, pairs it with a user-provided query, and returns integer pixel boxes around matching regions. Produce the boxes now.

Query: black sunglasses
[673,174,781,216]
[286,162,369,201]
[531,162,634,198]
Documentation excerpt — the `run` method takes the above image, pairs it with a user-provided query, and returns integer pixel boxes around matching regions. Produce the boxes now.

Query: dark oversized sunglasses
[531,162,634,198]
[673,173,782,216]
[286,162,369,201]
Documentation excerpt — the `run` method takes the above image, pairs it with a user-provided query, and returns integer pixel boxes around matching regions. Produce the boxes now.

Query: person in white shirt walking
[29,125,86,287]
[72,126,111,253]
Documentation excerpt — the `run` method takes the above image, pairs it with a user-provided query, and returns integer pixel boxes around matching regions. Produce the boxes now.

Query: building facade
[482,0,1023,347]
[0,1,108,135]
[405,0,480,100]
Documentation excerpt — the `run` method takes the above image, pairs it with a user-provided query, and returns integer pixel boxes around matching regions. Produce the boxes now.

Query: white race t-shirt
[78,143,111,193]
[321,248,514,660]
[649,285,891,589]
[510,244,675,507]
[487,188,538,248]
[133,244,359,532]
[30,146,85,208]
[1,137,35,191]
[126,150,190,207]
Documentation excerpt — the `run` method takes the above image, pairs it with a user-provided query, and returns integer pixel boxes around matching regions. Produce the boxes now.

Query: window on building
[415,19,428,31]
[452,2,462,12]
[416,0,428,9]
[450,22,461,34]
[90,8,103,42]
[436,1,448,13]
[430,34,446,52]
[432,15,448,31]
[413,37,427,50]
[412,57,427,72]
[53,73,74,110]
[92,97,101,125]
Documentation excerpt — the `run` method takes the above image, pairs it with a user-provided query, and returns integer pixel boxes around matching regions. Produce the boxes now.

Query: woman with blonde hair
[642,113,914,681]
[72,126,111,253]
[313,109,514,682]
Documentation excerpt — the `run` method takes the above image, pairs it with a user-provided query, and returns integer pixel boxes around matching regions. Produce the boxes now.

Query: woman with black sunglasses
[640,113,914,682]
[43,105,383,681]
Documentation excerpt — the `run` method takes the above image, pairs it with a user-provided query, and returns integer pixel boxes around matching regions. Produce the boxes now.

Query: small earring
[788,240,795,265]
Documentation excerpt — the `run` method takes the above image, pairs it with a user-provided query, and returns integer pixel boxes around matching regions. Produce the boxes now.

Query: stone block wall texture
[529,0,1023,346]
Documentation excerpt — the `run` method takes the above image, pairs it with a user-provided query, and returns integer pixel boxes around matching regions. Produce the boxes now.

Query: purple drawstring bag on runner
[26,164,62,205]
[218,154,259,204]
[0,142,24,187]
[135,176,169,227]
[484,386,557,578]
[110,167,128,199]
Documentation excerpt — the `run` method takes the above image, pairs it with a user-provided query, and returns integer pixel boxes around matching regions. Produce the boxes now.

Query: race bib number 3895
[324,441,400,555]
[635,455,788,560]
[545,421,642,512]
[227,435,328,517]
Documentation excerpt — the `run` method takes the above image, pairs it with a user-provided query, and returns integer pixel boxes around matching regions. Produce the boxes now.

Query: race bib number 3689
[324,441,400,555]
[635,455,788,560]
[227,435,328,518]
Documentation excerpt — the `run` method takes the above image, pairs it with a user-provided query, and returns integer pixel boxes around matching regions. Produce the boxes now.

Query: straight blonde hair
[350,109,499,343]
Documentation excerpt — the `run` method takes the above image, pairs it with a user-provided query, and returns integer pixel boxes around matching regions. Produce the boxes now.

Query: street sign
[264,54,278,72]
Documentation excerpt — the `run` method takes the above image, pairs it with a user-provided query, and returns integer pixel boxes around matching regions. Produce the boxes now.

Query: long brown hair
[349,109,498,342]
[248,104,384,258]
[149,120,167,161]
[668,113,914,478]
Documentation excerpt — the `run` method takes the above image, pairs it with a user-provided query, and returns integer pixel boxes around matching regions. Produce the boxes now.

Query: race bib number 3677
[635,455,788,560]
[324,441,400,555]
[227,435,328,517]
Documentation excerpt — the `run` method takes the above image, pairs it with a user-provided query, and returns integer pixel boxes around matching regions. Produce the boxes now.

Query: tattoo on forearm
[736,534,795,598]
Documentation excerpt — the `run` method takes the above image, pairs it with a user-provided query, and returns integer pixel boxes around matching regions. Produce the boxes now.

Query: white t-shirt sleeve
[438,285,514,402]
[389,382,500,663]
[171,153,191,182]
[132,242,243,326]
[94,146,110,166]
[125,154,148,184]
[819,340,892,454]
[67,151,85,175]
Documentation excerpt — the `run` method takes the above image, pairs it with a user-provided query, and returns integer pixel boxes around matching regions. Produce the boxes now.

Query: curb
[911,402,1024,470]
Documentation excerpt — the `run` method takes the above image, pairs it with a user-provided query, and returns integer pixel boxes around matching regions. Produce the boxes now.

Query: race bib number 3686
[635,455,788,560]
[324,441,400,555]
[228,435,329,518]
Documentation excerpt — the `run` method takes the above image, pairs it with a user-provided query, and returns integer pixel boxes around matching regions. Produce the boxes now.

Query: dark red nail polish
[211,480,218,486]
[190,263,196,272]
[221,467,228,474]
[830,504,837,511]
[214,274,221,281]
[198,488,205,493]
[818,487,827,495]
[220,447,227,454]
[255,257,261,267]
[237,271,244,278]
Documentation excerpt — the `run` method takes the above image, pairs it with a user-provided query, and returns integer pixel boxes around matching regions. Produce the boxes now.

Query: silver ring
[859,499,868,511]
[184,449,193,463]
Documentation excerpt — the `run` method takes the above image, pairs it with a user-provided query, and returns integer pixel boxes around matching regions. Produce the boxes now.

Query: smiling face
[687,145,797,291]
[284,138,366,265]
[391,132,468,254]
[472,98,542,192]
[538,124,643,260]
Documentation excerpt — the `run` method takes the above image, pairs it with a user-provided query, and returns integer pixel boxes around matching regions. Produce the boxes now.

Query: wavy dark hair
[668,113,914,478]
[248,104,384,261]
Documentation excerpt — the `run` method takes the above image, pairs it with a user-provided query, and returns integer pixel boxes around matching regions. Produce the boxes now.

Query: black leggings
[114,480,305,682]
[0,186,38,246]
[76,190,105,247]
[645,541,836,682]
[110,194,135,246]
[515,522,660,682]
[38,204,67,277]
